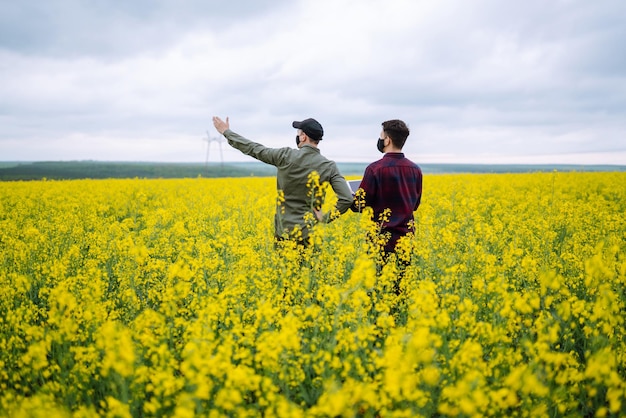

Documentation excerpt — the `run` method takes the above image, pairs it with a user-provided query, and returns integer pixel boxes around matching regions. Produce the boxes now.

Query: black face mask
[377,137,385,153]
[296,135,301,146]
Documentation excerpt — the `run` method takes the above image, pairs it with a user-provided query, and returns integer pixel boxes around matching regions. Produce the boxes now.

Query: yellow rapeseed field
[0,172,625,417]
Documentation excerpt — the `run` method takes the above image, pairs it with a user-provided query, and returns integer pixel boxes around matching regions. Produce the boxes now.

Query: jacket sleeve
[319,167,353,223]
[331,172,354,215]
[223,129,290,167]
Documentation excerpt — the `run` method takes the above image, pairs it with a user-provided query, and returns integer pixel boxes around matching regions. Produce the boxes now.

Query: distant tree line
[0,161,623,181]
[0,161,277,181]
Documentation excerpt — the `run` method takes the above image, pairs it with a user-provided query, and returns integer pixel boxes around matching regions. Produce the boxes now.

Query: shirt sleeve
[414,173,423,211]
[223,129,290,167]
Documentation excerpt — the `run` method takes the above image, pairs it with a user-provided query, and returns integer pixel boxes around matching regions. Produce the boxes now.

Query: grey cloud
[1,0,625,164]
[0,0,291,57]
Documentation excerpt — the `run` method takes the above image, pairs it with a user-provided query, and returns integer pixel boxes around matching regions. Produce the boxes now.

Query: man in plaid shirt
[352,119,423,258]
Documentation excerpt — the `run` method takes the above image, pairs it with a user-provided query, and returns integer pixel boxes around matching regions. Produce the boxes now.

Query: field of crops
[1,172,625,417]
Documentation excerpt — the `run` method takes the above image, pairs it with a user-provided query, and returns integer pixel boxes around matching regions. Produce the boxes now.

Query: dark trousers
[274,235,309,250]
[378,249,411,295]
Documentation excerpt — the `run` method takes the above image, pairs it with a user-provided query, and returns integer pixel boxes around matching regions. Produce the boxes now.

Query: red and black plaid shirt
[352,153,422,251]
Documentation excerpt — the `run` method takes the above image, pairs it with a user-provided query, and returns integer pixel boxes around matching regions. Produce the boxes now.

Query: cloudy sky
[1,0,625,165]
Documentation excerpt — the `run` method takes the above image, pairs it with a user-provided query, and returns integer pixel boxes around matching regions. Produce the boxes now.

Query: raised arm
[212,116,289,166]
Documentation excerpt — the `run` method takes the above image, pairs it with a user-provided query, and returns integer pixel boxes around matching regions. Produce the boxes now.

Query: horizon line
[2,160,626,167]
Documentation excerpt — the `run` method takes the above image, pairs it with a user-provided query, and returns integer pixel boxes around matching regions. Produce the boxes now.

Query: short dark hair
[382,119,410,149]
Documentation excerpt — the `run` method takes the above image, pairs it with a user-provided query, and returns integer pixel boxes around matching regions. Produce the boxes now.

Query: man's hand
[212,116,230,134]
[313,208,324,222]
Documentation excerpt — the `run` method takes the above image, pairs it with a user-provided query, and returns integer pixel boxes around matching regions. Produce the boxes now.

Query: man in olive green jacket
[212,116,353,246]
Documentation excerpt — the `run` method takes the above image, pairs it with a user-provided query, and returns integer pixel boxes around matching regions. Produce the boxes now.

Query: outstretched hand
[212,116,230,134]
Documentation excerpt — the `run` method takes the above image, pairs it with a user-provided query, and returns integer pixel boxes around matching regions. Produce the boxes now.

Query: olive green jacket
[223,129,353,240]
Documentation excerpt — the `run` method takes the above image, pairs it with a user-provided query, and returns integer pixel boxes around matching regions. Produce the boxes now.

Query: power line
[203,130,224,169]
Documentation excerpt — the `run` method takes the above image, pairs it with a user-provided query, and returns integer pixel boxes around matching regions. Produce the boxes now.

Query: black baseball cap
[292,118,323,141]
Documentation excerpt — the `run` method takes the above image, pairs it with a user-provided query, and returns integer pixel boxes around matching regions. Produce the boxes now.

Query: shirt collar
[301,144,320,154]
[384,152,404,158]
